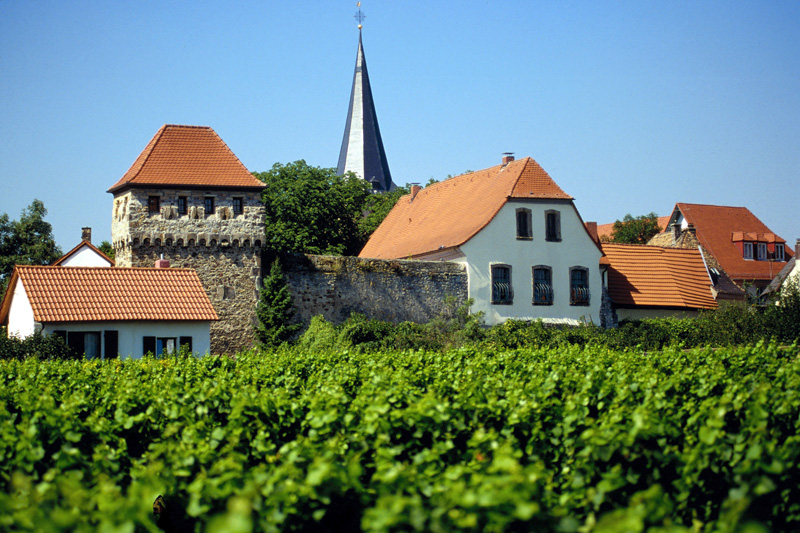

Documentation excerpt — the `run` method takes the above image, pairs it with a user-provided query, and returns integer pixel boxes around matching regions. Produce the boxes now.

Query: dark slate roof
[337,32,395,192]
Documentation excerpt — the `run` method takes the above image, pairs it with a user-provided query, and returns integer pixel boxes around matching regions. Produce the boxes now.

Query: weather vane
[354,2,365,30]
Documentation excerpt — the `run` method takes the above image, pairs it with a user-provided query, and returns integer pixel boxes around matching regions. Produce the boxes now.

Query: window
[757,243,767,261]
[491,265,513,304]
[570,267,590,306]
[743,242,753,260]
[204,197,215,215]
[775,244,785,261]
[177,196,188,216]
[143,336,177,357]
[516,208,532,239]
[148,196,160,215]
[545,210,561,242]
[532,266,553,305]
[66,331,101,359]
[232,198,243,216]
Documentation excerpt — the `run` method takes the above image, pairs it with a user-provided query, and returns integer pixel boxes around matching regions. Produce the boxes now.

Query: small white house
[53,230,115,268]
[0,262,218,358]
[360,155,606,326]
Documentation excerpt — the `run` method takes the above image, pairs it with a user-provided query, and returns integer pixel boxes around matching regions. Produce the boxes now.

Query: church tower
[337,6,395,192]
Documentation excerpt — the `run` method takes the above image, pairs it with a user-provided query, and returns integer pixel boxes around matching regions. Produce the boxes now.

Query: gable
[360,157,573,259]
[53,241,114,267]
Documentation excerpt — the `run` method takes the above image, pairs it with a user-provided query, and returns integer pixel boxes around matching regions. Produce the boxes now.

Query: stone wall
[130,245,262,355]
[280,254,468,326]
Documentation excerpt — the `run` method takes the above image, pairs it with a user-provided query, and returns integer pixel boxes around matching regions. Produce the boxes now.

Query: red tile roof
[673,203,792,281]
[602,243,717,309]
[0,266,218,324]
[53,241,115,266]
[107,125,265,193]
[359,157,574,259]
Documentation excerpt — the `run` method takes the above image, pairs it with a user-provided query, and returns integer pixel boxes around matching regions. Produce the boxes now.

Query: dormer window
[757,243,767,261]
[743,242,753,260]
[775,243,785,261]
[516,208,532,239]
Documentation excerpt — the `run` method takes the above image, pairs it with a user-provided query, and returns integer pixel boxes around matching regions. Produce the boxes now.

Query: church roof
[108,125,265,193]
[337,32,395,192]
[359,157,573,259]
[0,265,218,324]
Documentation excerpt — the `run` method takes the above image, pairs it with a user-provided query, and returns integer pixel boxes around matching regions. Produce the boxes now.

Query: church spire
[337,5,395,192]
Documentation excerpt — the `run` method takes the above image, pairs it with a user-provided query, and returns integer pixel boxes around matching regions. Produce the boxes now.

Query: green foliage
[0,199,62,299]
[0,328,72,360]
[98,240,116,261]
[254,161,372,256]
[608,212,662,244]
[254,259,300,349]
[357,185,408,239]
[763,278,800,342]
[2,343,798,530]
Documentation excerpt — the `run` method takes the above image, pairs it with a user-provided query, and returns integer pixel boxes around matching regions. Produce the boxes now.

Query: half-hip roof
[602,243,717,310]
[0,266,218,324]
[672,203,792,281]
[108,124,265,193]
[359,157,573,259]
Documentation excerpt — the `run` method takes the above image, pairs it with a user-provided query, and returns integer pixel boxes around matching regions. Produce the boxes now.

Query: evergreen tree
[255,258,300,349]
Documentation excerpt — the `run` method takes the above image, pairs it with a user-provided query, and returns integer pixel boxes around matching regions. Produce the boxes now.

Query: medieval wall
[281,254,468,326]
[111,188,265,354]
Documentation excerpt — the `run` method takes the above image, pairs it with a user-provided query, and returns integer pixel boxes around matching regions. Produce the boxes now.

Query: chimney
[155,254,170,269]
[81,227,91,243]
[409,183,422,202]
[671,222,681,241]
[585,222,600,245]
[686,223,696,236]
[502,152,515,166]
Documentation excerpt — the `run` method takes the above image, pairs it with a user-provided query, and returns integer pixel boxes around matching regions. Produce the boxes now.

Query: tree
[255,259,300,349]
[254,161,373,256]
[0,200,62,300]
[609,212,661,244]
[358,185,409,239]
[98,240,116,261]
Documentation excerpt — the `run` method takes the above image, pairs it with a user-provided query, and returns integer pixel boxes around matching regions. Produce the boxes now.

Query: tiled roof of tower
[602,243,717,309]
[0,266,218,323]
[359,157,573,259]
[108,125,265,193]
[674,203,792,280]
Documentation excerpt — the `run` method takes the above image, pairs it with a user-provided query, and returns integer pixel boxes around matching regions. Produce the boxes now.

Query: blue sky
[1,1,798,251]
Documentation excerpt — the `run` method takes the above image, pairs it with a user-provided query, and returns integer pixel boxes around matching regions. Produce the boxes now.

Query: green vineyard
[1,342,799,532]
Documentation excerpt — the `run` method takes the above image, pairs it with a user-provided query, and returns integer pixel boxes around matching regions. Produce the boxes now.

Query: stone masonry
[112,188,264,354]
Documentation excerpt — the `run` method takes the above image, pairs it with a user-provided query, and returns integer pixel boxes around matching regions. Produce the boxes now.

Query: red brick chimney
[502,153,515,166]
[410,184,422,202]
[155,254,170,268]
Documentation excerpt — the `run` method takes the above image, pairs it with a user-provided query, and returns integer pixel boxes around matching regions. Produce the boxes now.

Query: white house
[359,155,606,326]
[0,261,218,358]
[53,229,115,268]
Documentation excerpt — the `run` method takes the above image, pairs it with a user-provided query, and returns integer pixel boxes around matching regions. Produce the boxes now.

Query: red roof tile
[1,266,218,323]
[108,125,265,193]
[603,243,717,309]
[674,203,792,281]
[359,157,573,259]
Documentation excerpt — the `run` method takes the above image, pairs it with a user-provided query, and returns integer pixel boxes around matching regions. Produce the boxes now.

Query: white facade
[454,200,603,326]
[6,281,36,338]
[58,244,113,267]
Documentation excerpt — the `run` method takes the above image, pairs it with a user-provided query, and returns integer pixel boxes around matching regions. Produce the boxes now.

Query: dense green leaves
[605,212,662,244]
[1,343,798,531]
[0,199,62,299]
[255,259,300,349]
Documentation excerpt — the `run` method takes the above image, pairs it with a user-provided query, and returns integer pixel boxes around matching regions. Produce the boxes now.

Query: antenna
[354,2,365,30]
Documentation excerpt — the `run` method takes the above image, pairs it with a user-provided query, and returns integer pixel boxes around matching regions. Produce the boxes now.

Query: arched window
[569,266,590,306]
[491,264,513,305]
[545,210,561,242]
[532,266,553,305]
[516,208,532,239]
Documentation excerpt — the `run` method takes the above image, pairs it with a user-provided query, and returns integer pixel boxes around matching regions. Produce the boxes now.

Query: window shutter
[104,330,119,359]
[179,336,193,354]
[143,336,156,357]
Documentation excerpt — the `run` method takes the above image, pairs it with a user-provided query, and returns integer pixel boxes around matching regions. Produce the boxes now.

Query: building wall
[460,200,604,326]
[6,281,35,338]
[111,187,265,354]
[60,246,113,267]
[282,254,468,326]
[40,320,211,359]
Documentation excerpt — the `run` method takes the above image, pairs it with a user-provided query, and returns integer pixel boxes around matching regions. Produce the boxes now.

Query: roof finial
[354,2,365,30]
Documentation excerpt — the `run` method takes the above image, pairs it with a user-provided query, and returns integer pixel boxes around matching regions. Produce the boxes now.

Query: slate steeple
[337,27,395,192]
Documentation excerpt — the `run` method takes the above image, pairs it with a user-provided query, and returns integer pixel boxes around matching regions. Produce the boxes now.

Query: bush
[0,328,72,360]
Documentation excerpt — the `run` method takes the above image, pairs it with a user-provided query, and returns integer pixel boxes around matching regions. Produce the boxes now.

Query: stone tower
[108,124,266,354]
[337,30,396,192]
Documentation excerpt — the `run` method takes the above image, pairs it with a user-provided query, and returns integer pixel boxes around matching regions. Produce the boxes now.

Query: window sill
[491,301,514,306]
[570,303,590,307]
[516,236,533,241]
[533,302,553,306]
[545,238,562,243]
